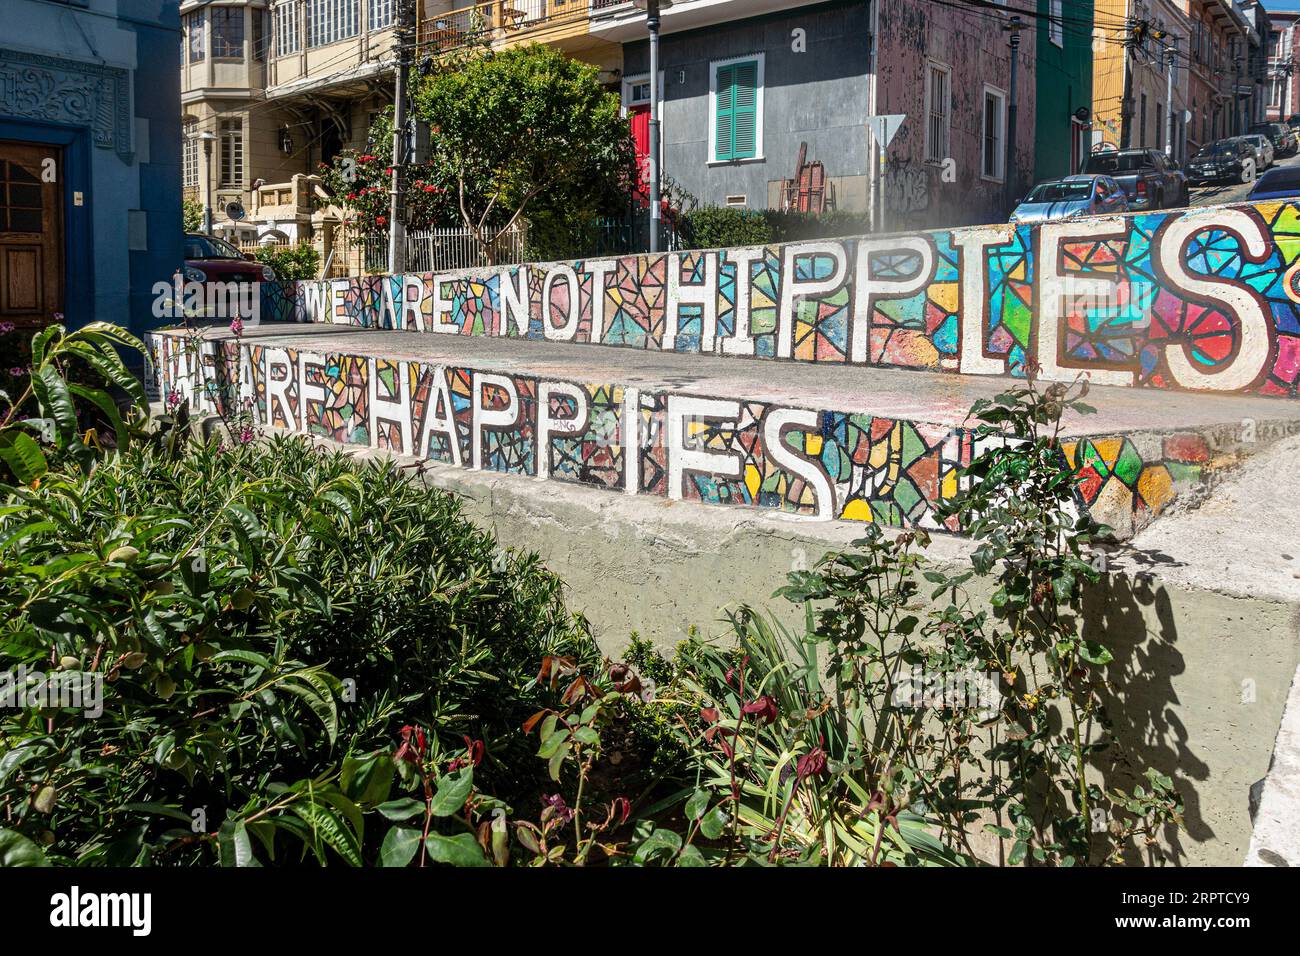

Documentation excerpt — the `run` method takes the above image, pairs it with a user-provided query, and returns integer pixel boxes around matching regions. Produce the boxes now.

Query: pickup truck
[1078,149,1189,211]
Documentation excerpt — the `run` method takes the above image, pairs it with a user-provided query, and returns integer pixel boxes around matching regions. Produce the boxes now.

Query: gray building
[613,0,872,214]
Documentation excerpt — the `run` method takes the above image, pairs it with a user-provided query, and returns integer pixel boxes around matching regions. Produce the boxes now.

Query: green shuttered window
[714,59,760,161]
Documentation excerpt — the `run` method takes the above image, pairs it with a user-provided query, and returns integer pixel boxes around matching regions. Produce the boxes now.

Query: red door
[629,104,650,199]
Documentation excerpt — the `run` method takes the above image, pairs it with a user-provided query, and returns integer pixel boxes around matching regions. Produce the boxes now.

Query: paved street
[1189,148,1300,207]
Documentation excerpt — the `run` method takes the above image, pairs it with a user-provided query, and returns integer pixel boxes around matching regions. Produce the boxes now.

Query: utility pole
[199,131,216,233]
[1234,51,1243,135]
[1166,42,1177,157]
[1004,16,1021,215]
[388,0,415,275]
[1120,16,1134,149]
[639,0,668,253]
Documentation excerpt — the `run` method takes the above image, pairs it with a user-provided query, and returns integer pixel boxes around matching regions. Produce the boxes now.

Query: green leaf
[0,828,49,867]
[379,826,423,867]
[218,820,258,867]
[376,797,426,822]
[429,768,474,817]
[30,324,64,367]
[699,806,730,841]
[68,383,128,450]
[62,340,146,410]
[290,800,363,867]
[0,430,47,484]
[1078,641,1114,666]
[1008,840,1028,866]
[633,827,683,865]
[31,365,76,444]
[422,832,488,867]
[685,789,709,821]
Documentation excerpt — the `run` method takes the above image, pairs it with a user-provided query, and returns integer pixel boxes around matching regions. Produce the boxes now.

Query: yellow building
[1091,0,1191,157]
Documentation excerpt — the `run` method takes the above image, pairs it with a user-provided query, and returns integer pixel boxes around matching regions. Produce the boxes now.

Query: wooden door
[0,141,63,329]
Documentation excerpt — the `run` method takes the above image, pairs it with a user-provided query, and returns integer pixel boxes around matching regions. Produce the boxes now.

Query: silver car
[1009,175,1130,224]
[1242,133,1275,170]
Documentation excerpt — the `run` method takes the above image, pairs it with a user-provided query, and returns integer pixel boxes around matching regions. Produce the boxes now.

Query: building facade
[1185,0,1263,155]
[1035,0,1094,181]
[182,0,404,245]
[872,0,1037,228]
[1092,0,1191,158]
[0,0,182,340]
[604,0,874,217]
[1263,10,1299,124]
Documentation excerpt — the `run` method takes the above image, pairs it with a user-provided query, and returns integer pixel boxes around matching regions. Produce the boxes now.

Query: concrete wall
[152,326,1291,539]
[621,0,873,213]
[0,0,183,338]
[375,442,1300,867]
[259,200,1300,401]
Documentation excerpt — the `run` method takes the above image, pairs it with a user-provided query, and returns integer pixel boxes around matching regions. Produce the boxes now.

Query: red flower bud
[741,695,779,725]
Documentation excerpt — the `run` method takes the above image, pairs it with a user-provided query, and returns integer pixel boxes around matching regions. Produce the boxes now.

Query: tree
[182,196,204,233]
[413,44,637,264]
[316,109,457,234]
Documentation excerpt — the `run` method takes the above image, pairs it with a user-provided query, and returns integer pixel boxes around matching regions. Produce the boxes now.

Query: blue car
[1009,175,1129,224]
[1247,166,1300,201]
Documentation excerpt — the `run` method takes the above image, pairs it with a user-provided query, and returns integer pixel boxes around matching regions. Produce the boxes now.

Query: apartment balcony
[416,0,618,62]
[266,2,399,100]
[588,0,825,42]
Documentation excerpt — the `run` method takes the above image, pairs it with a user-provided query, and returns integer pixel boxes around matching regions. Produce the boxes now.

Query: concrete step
[149,321,1300,539]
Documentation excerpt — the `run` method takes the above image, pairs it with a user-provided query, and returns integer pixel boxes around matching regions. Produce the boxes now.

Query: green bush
[678,206,874,251]
[0,433,599,865]
[253,243,321,282]
[678,206,771,250]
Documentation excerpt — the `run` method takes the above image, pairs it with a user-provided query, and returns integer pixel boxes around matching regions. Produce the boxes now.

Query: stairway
[151,202,1300,539]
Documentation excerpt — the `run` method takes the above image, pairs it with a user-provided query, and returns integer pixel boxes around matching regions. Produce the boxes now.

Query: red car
[183,233,276,285]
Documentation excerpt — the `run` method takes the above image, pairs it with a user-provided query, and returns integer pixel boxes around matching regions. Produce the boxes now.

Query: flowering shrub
[316,110,457,233]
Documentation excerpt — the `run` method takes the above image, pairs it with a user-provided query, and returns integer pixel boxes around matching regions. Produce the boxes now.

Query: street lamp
[197,130,217,234]
[633,0,672,253]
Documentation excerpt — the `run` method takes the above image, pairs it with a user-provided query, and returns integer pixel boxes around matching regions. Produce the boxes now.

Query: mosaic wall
[258,202,1300,398]
[150,332,1235,538]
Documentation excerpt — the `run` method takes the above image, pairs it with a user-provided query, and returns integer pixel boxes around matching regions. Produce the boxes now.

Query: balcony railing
[416,0,609,55]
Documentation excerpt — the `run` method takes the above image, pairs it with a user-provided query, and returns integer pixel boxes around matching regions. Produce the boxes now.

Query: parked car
[1009,175,1130,224]
[1242,133,1275,170]
[1186,138,1257,185]
[1078,148,1188,210]
[1247,122,1298,157]
[1247,165,1300,201]
[1287,114,1300,131]
[183,233,276,284]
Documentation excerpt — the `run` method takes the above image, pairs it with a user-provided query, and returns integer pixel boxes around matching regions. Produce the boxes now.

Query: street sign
[866,114,906,149]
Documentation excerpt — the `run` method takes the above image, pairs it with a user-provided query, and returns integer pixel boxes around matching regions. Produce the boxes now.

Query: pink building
[1265,11,1300,123]
[871,0,1037,230]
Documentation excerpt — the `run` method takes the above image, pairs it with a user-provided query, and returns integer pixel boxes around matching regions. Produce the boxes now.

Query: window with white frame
[369,0,393,30]
[1050,0,1063,47]
[308,0,359,48]
[924,61,951,164]
[982,86,1006,181]
[183,119,199,188]
[710,55,764,162]
[219,119,244,188]
[275,2,302,56]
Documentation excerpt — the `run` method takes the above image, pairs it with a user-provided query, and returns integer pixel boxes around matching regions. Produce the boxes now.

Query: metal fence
[353,223,528,274]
